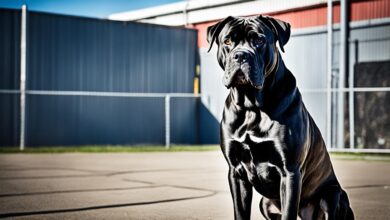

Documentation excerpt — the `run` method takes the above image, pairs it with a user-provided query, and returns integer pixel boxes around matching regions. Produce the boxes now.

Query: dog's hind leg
[259,197,282,220]
[319,186,354,220]
[339,189,354,220]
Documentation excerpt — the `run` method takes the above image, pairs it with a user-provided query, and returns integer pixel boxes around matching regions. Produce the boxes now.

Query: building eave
[108,0,330,26]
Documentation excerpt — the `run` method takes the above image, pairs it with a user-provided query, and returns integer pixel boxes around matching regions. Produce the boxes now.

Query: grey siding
[349,25,390,64]
[199,22,390,145]
[282,32,328,139]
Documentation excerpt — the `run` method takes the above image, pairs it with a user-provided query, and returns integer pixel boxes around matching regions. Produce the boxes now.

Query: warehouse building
[110,0,390,149]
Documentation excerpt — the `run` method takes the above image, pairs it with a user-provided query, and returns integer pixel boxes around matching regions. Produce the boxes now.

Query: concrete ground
[0,151,389,220]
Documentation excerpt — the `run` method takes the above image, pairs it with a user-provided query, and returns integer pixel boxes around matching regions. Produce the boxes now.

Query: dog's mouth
[225,69,263,90]
[233,70,247,85]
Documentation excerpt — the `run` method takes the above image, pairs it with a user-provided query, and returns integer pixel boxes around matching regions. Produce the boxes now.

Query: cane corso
[207,16,354,220]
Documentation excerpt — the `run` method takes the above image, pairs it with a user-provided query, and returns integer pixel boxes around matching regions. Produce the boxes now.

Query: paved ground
[0,152,389,220]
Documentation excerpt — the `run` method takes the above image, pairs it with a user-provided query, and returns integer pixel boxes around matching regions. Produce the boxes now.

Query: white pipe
[337,0,348,149]
[165,95,171,149]
[349,54,355,149]
[183,0,190,27]
[326,0,333,149]
[19,5,27,151]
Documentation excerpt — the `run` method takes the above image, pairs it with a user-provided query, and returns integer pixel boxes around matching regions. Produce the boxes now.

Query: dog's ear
[258,16,291,52]
[207,16,235,52]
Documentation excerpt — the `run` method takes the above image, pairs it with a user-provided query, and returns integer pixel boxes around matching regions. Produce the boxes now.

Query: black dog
[207,16,354,220]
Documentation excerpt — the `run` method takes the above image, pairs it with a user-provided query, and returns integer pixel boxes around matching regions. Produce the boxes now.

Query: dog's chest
[227,110,284,196]
[236,144,282,197]
[231,110,279,144]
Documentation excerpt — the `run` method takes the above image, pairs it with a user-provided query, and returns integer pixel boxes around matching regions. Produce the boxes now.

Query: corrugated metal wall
[0,9,21,146]
[26,96,164,146]
[0,9,201,147]
[27,12,196,93]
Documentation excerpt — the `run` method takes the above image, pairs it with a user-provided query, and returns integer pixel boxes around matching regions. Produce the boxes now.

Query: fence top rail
[2,87,390,96]
[0,90,21,94]
[23,90,201,98]
[328,148,390,154]
[300,87,390,93]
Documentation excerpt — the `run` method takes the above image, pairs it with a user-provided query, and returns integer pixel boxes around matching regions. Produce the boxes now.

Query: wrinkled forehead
[219,17,273,39]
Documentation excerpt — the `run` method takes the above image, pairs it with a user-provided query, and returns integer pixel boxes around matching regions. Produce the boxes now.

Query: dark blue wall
[0,9,21,146]
[0,94,20,146]
[26,95,165,146]
[0,9,20,90]
[27,12,197,93]
[0,9,218,147]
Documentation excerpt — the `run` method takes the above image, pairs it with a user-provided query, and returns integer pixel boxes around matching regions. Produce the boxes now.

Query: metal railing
[2,87,389,152]
[0,89,200,150]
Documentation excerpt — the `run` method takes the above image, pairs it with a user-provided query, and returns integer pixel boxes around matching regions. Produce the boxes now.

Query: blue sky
[0,0,182,18]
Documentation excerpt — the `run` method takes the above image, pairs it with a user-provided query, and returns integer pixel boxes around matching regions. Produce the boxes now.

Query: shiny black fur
[207,16,354,220]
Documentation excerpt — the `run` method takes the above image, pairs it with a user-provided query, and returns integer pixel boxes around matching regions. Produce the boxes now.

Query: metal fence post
[337,0,348,149]
[165,95,171,149]
[19,5,27,151]
[349,57,355,149]
[326,0,333,149]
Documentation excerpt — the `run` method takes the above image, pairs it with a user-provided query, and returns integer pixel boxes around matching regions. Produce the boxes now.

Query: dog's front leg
[280,166,301,220]
[228,167,253,220]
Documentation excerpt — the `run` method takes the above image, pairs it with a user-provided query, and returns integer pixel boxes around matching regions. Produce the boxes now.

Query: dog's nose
[233,51,249,63]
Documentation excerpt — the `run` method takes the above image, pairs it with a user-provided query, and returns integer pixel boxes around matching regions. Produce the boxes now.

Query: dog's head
[207,16,290,90]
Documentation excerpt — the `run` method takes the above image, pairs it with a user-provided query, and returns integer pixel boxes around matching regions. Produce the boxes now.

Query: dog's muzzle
[225,50,263,90]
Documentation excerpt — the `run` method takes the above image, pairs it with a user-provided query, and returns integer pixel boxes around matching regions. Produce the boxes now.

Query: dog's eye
[224,38,232,46]
[254,37,266,47]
